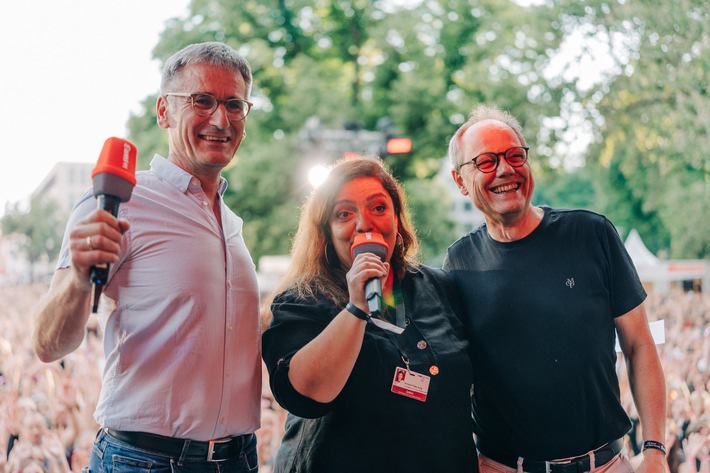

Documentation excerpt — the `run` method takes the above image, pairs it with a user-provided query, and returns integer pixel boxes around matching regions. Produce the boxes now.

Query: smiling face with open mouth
[454,119,535,229]
[157,63,249,181]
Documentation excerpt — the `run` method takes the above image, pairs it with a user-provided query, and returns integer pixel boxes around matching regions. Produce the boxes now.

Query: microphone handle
[365,278,382,316]
[89,194,121,312]
[97,193,121,217]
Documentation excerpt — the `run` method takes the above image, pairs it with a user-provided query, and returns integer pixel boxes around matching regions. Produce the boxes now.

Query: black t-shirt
[444,207,645,459]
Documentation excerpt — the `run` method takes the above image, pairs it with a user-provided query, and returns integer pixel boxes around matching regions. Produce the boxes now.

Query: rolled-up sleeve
[262,291,337,418]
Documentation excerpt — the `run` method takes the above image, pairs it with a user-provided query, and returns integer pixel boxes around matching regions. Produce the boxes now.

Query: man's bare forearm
[33,268,93,362]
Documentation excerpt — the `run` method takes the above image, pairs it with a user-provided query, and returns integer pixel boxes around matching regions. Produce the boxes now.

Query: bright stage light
[308,165,330,188]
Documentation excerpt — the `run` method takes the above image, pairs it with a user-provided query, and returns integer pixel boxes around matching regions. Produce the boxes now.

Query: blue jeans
[83,428,258,473]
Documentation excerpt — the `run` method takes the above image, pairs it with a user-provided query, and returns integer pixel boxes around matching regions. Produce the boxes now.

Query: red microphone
[89,137,137,312]
[351,232,389,315]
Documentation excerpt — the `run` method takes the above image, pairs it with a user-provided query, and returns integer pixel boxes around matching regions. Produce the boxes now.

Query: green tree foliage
[126,0,566,264]
[1,196,63,282]
[533,165,597,211]
[124,0,710,264]
[401,177,458,266]
[126,94,168,171]
[536,0,710,258]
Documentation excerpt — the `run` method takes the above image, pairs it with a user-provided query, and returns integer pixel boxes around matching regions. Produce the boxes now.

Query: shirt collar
[149,154,228,196]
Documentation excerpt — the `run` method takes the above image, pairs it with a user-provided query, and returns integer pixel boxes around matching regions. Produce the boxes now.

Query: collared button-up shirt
[58,155,261,440]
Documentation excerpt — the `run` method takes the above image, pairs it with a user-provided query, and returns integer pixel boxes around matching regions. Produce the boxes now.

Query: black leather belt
[483,438,624,473]
[106,429,252,462]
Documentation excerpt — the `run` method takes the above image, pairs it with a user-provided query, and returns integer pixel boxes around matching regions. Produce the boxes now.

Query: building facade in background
[0,162,93,284]
[33,162,94,219]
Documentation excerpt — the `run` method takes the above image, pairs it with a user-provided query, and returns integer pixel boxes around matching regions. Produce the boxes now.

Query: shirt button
[192,178,199,186]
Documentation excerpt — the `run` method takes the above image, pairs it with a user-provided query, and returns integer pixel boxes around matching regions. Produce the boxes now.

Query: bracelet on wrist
[642,440,666,455]
[345,302,370,321]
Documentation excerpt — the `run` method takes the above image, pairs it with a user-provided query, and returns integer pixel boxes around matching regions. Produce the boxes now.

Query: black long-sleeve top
[262,265,478,473]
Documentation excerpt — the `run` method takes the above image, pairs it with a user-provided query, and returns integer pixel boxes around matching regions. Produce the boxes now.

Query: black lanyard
[377,276,440,376]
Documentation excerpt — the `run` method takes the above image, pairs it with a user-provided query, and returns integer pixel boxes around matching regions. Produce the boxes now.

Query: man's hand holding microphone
[69,137,136,312]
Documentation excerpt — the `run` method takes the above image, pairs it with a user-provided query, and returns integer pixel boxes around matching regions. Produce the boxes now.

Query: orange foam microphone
[351,232,389,315]
[89,137,137,312]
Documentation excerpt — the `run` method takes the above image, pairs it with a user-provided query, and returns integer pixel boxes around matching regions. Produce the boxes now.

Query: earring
[324,242,338,268]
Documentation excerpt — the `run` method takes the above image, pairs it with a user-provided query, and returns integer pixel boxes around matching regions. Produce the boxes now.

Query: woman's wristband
[642,440,666,455]
[345,302,370,321]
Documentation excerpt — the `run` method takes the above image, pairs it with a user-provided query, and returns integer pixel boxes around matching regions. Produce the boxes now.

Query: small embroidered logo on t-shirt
[565,278,575,288]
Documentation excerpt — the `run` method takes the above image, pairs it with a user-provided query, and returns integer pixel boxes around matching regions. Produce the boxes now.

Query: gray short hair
[160,42,252,95]
[448,105,526,169]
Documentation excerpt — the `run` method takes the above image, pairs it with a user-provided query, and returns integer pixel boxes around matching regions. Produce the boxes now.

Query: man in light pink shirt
[33,42,262,472]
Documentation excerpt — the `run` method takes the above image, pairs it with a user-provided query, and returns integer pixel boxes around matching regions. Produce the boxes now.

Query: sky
[0,0,191,216]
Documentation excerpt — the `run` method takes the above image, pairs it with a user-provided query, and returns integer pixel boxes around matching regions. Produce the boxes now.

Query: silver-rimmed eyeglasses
[459,146,529,173]
[165,93,253,121]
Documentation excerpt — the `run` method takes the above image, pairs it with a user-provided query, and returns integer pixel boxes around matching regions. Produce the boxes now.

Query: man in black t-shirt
[444,104,668,473]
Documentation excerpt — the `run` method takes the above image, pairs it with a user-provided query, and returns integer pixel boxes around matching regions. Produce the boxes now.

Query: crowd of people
[0,284,101,473]
[638,289,710,471]
[1,283,708,472]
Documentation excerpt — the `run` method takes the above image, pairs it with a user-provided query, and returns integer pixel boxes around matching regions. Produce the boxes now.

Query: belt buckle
[545,458,573,473]
[206,437,232,462]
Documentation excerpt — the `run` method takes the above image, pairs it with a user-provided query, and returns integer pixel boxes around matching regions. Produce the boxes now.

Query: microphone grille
[92,137,138,202]
[92,137,137,186]
[351,232,389,260]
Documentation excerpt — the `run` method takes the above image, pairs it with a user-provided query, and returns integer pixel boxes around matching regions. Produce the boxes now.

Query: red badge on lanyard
[391,367,430,402]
